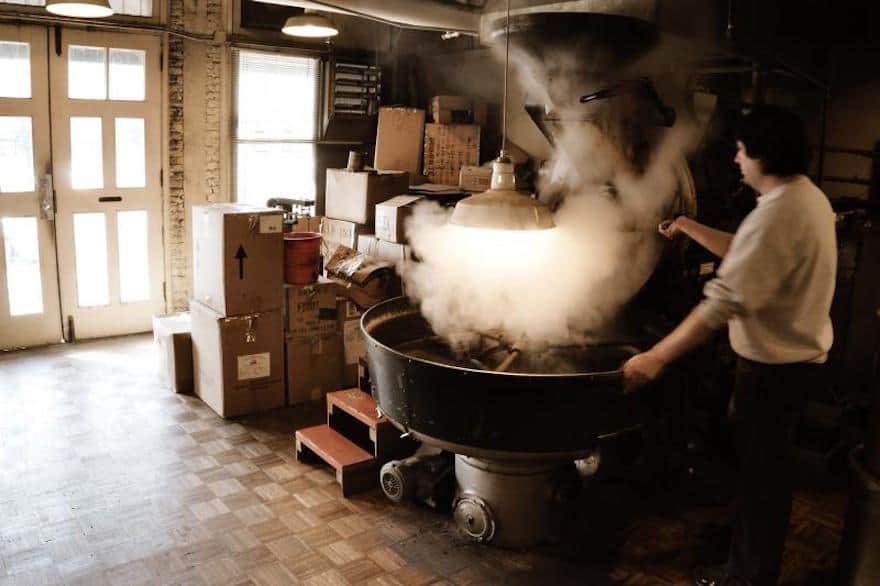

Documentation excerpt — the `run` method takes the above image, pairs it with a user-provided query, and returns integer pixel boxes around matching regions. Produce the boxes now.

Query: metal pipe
[0,11,216,41]
[252,0,481,36]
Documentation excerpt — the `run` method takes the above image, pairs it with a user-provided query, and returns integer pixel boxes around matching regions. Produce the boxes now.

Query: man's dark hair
[736,105,811,176]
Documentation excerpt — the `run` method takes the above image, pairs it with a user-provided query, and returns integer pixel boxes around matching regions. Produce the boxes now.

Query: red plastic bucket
[283,232,322,285]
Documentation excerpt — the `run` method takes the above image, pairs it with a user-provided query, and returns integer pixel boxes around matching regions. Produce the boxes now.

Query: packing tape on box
[221,313,261,343]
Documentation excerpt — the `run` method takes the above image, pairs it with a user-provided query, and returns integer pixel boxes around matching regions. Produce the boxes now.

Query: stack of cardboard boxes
[284,275,345,404]
[321,130,414,384]
[190,204,286,418]
[175,96,485,418]
[322,169,408,386]
[425,96,482,187]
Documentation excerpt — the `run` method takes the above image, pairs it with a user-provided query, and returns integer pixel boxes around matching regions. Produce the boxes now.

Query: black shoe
[693,565,753,586]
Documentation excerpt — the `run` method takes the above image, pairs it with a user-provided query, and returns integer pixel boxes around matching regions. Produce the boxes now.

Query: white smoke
[403,42,704,350]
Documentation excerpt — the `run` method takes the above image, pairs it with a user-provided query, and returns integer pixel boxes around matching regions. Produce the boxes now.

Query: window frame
[231,47,324,208]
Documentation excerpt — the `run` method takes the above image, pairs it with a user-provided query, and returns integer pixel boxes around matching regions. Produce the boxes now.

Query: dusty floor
[0,335,848,585]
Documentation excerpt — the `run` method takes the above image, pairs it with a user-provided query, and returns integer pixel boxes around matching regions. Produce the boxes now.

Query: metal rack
[323,59,382,142]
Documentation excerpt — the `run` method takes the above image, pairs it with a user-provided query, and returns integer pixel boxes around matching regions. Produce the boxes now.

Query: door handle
[39,173,55,221]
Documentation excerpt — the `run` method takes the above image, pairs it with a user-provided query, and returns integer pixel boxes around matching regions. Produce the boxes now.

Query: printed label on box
[237,352,271,380]
[259,215,282,234]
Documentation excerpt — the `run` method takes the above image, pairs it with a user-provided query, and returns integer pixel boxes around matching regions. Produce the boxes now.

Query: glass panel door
[51,29,163,340]
[0,25,62,349]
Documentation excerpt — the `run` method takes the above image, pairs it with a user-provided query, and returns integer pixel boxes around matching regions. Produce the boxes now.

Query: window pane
[109,49,145,101]
[108,0,153,16]
[236,143,315,207]
[115,118,145,188]
[236,51,318,141]
[2,217,43,316]
[68,46,106,100]
[73,213,109,307]
[0,42,31,98]
[117,210,149,302]
[70,117,103,190]
[0,117,35,194]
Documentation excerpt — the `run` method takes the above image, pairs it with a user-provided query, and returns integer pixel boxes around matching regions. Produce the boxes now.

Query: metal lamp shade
[450,189,556,231]
[282,13,339,38]
[450,158,555,231]
[46,0,113,17]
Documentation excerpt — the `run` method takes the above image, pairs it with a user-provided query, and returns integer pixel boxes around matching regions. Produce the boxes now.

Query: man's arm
[661,216,735,258]
[622,308,719,392]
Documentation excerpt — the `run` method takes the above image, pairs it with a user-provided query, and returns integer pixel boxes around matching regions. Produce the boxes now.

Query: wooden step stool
[295,388,416,497]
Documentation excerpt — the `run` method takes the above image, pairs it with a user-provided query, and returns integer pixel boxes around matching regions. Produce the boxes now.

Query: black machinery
[363,297,643,547]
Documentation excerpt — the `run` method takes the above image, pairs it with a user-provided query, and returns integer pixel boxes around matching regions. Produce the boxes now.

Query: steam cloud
[403,40,705,350]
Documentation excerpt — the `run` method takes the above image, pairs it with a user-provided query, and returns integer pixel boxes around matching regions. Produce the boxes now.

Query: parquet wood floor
[0,335,848,585]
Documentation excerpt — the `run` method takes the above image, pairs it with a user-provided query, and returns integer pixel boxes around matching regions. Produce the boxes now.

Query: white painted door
[50,29,164,340]
[0,25,63,349]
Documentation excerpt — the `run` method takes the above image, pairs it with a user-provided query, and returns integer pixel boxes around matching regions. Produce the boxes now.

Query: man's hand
[622,350,668,393]
[658,217,685,239]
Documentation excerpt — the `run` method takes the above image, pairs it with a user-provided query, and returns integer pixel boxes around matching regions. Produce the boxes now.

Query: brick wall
[166,0,226,311]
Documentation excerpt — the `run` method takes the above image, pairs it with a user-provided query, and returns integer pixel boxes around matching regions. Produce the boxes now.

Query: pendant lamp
[282,10,339,38]
[46,0,113,18]
[449,0,555,231]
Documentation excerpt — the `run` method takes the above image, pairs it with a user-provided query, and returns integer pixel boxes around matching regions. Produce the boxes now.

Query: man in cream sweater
[623,106,837,586]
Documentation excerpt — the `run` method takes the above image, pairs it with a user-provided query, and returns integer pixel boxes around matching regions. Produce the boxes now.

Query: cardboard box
[191,300,284,418]
[320,217,363,258]
[337,297,363,322]
[336,297,365,388]
[326,246,399,309]
[374,107,426,177]
[325,169,410,226]
[376,240,410,266]
[286,333,344,405]
[432,95,473,124]
[423,124,480,186]
[459,165,493,192]
[358,234,411,266]
[342,316,366,388]
[284,278,339,337]
[356,233,378,257]
[193,204,284,317]
[289,215,322,233]
[374,195,423,243]
[153,313,193,394]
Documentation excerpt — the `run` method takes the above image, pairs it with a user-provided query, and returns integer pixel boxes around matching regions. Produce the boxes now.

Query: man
[623,105,837,586]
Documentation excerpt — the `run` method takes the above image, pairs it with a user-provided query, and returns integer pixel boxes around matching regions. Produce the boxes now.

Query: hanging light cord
[501,0,510,157]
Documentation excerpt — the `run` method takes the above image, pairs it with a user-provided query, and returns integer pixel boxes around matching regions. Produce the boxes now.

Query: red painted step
[327,388,384,429]
[296,424,373,468]
[295,424,377,497]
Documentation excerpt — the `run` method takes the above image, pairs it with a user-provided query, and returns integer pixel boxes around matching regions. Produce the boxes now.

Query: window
[0,0,153,16]
[233,50,321,207]
[68,46,146,101]
[0,42,31,98]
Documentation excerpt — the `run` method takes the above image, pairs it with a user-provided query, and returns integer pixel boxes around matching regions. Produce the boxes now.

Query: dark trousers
[728,357,820,586]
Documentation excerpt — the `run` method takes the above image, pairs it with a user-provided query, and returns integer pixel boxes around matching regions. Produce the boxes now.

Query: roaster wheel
[453,496,495,542]
[380,461,406,502]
